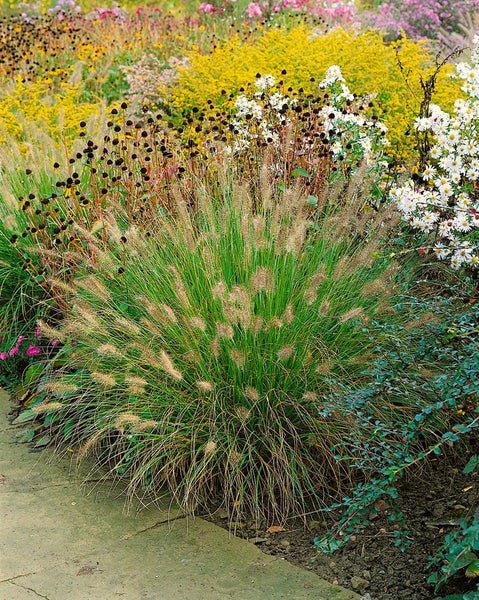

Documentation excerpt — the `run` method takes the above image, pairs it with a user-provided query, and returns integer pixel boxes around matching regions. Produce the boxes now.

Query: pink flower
[199,2,216,13]
[246,2,263,17]
[26,344,41,357]
[49,339,60,347]
[8,347,18,357]
[283,0,304,9]
[34,325,42,339]
[0,352,7,360]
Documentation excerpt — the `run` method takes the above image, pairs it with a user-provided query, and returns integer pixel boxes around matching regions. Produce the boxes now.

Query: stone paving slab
[0,390,360,600]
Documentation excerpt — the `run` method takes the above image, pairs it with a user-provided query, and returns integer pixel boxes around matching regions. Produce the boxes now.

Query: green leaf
[291,168,311,178]
[450,551,477,573]
[63,419,74,440]
[463,455,479,475]
[34,434,51,448]
[17,428,36,443]
[23,364,44,386]
[12,409,36,424]
[465,559,479,578]
[307,195,318,206]
[44,413,60,426]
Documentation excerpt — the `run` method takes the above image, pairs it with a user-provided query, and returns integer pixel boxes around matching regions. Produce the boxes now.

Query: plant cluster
[359,0,479,46]
[165,26,462,158]
[313,295,479,566]
[197,0,356,21]
[391,37,479,270]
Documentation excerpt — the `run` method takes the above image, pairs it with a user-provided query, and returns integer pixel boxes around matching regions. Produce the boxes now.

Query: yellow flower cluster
[168,26,462,156]
[0,77,99,146]
[75,43,107,63]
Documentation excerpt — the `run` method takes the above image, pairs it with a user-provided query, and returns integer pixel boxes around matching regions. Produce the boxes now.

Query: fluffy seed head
[159,350,183,380]
[252,316,263,334]
[332,255,351,280]
[230,349,245,368]
[91,371,117,387]
[36,319,65,342]
[217,322,234,339]
[212,281,227,300]
[361,278,387,299]
[204,440,217,456]
[266,317,283,330]
[282,304,294,324]
[44,382,78,395]
[235,406,250,422]
[211,336,220,358]
[131,419,158,432]
[32,402,63,414]
[277,346,294,361]
[77,276,111,301]
[304,287,317,305]
[251,267,273,293]
[228,285,250,309]
[190,316,207,331]
[159,303,178,323]
[115,413,141,429]
[339,307,364,323]
[316,361,333,374]
[125,375,148,386]
[168,265,190,307]
[318,299,331,315]
[96,344,121,356]
[115,317,141,335]
[74,303,100,327]
[244,386,260,401]
[196,380,214,392]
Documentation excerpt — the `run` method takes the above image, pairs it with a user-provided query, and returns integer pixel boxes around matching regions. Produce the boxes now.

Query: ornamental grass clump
[40,165,405,523]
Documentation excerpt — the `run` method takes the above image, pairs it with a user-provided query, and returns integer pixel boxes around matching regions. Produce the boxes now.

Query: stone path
[0,390,359,600]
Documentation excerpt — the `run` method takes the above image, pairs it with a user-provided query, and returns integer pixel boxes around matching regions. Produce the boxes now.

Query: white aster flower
[422,165,436,181]
[452,215,472,232]
[255,75,275,90]
[433,245,451,260]
[320,65,345,88]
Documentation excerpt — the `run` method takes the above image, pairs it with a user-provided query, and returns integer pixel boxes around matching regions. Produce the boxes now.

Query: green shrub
[314,293,479,555]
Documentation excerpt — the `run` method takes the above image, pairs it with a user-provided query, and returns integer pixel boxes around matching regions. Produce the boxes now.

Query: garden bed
[206,447,479,599]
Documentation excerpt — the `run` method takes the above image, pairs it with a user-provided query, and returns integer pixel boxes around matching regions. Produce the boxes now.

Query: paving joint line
[120,513,187,540]
[10,581,50,599]
[0,572,37,584]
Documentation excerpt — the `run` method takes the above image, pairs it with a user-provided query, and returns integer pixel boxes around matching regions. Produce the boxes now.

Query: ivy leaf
[463,455,479,475]
[449,551,477,573]
[465,559,479,578]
